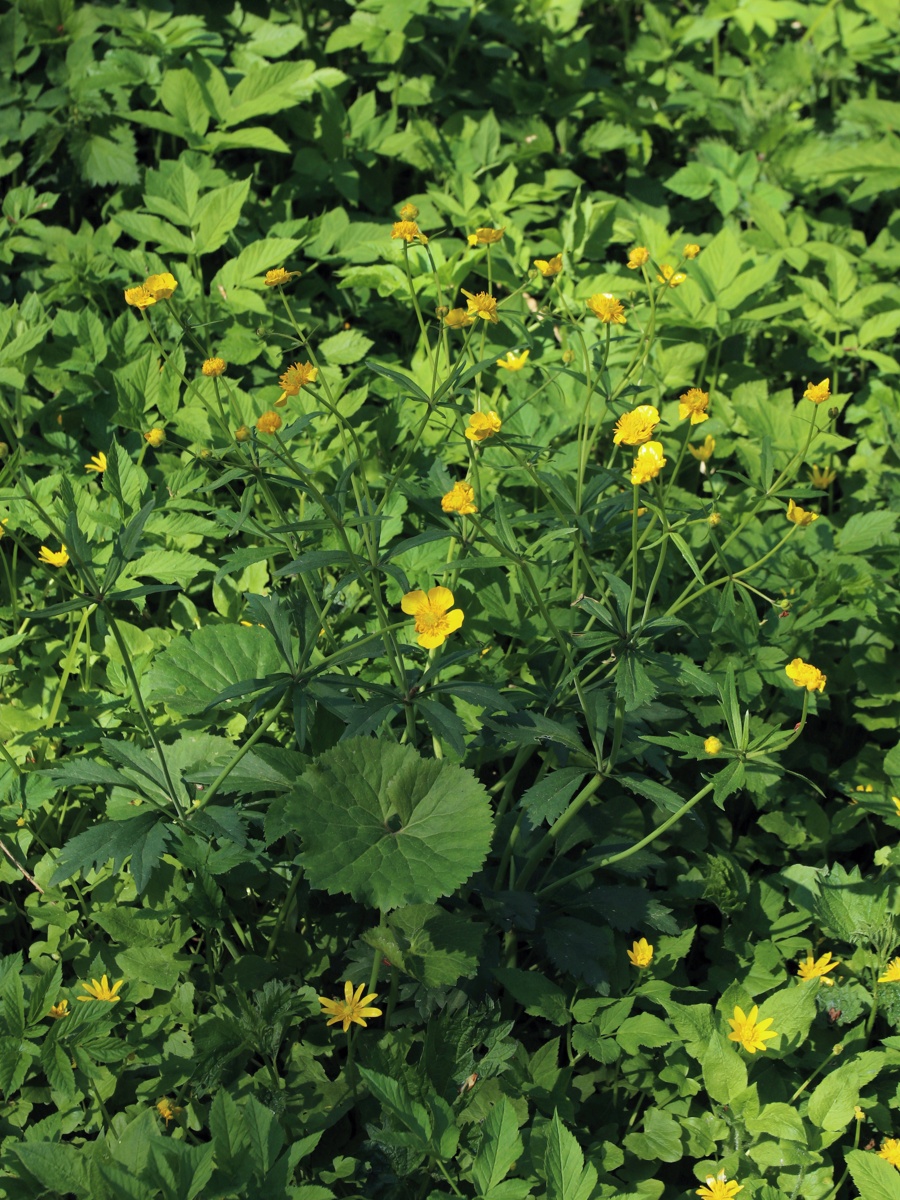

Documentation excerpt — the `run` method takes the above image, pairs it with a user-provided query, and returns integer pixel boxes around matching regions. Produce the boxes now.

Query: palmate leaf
[267,737,493,911]
[49,812,171,894]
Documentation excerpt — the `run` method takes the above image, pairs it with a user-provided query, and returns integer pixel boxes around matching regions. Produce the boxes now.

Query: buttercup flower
[202,357,226,377]
[613,405,660,446]
[496,349,530,371]
[797,951,840,985]
[442,482,477,515]
[587,293,626,325]
[854,1106,865,1120]
[804,378,831,404]
[465,411,502,442]
[143,272,177,299]
[264,267,301,287]
[467,227,505,246]
[657,264,687,287]
[401,586,464,649]
[461,289,499,323]
[319,981,383,1033]
[444,307,474,329]
[234,425,251,442]
[679,387,710,424]
[879,959,900,984]
[398,203,419,219]
[156,1098,183,1125]
[809,464,837,489]
[704,736,722,755]
[879,1139,900,1168]
[627,938,653,968]
[709,511,721,526]
[38,544,69,568]
[689,435,716,462]
[256,411,282,435]
[78,975,124,1003]
[786,499,818,526]
[627,246,650,269]
[696,1174,742,1200]
[48,1000,69,1020]
[785,658,826,692]
[683,243,701,259]
[85,452,107,474]
[277,361,318,405]
[392,220,428,244]
[630,441,667,485]
[123,286,156,309]
[144,428,166,448]
[727,1004,778,1054]
[534,253,563,277]
[893,796,900,817]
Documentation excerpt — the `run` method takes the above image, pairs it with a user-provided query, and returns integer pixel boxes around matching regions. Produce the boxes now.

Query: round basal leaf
[281,737,493,911]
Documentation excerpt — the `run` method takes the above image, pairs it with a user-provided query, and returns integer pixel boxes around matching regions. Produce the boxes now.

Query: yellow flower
[38,544,69,568]
[465,411,502,442]
[496,349,530,371]
[401,586,464,649]
[854,1106,864,1120]
[709,511,721,526]
[679,387,710,424]
[627,246,650,269]
[630,441,666,486]
[797,951,840,985]
[156,1098,183,1125]
[391,220,428,244]
[727,1004,778,1054]
[785,658,826,693]
[441,482,477,515]
[277,361,318,405]
[657,264,687,287]
[803,378,831,404]
[879,958,900,984]
[47,1000,69,1020]
[627,938,653,968]
[144,428,166,448]
[398,203,419,219]
[893,796,900,817]
[613,405,660,446]
[444,307,474,329]
[856,784,873,792]
[809,464,837,489]
[85,451,107,474]
[587,293,626,324]
[124,285,157,309]
[461,289,499,323]
[534,253,563,277]
[704,736,722,755]
[468,227,505,245]
[319,980,383,1033]
[264,267,301,287]
[256,411,283,434]
[786,499,818,527]
[696,1174,742,1200]
[0,517,8,538]
[234,425,251,442]
[77,975,124,1004]
[683,243,701,259]
[689,435,716,462]
[202,357,226,377]
[143,272,176,300]
[879,1139,900,1168]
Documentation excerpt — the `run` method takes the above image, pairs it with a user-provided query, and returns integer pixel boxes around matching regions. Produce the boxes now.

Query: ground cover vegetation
[0,0,899,1196]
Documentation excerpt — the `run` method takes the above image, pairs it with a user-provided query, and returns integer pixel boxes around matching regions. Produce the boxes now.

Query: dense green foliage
[1,1,900,1198]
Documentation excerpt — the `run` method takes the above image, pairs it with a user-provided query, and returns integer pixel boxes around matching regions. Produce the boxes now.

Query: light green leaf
[194,177,252,256]
[206,127,291,154]
[623,1107,683,1163]
[472,1097,524,1195]
[701,1032,747,1104]
[319,328,375,365]
[544,1110,597,1200]
[269,739,493,911]
[758,981,817,1051]
[126,550,213,587]
[143,624,283,716]
[358,1067,432,1149]
[9,1144,87,1196]
[846,1149,900,1200]
[161,69,210,135]
[616,1013,675,1055]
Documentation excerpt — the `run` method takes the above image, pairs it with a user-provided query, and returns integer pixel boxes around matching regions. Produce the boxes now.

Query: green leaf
[623,1106,683,1163]
[128,549,212,586]
[193,177,252,256]
[520,770,588,827]
[319,328,375,365]
[615,1013,675,1055]
[40,1036,76,1097]
[48,812,170,893]
[367,904,484,987]
[701,1033,747,1104]
[74,125,139,187]
[207,127,291,154]
[112,210,195,255]
[268,738,493,911]
[358,1067,432,1150]
[144,624,284,715]
[846,1149,900,1200]
[161,69,211,135]
[493,967,570,1026]
[815,862,888,945]
[808,1052,885,1131]
[9,1143,87,1196]
[472,1097,524,1195]
[758,982,817,1052]
[836,511,898,554]
[543,1110,597,1200]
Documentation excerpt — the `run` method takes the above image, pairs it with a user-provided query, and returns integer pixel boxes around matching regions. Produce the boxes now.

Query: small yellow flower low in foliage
[786,498,818,526]
[441,481,477,515]
[124,271,178,308]
[465,411,502,442]
[704,736,722,754]
[277,361,318,405]
[728,1004,777,1053]
[797,951,840,984]
[143,428,165,447]
[84,451,107,474]
[696,1174,742,1200]
[785,658,826,692]
[202,357,226,377]
[38,544,69,568]
[263,267,301,286]
[318,981,383,1032]
[689,435,716,462]
[47,1000,69,1019]
[461,289,499,323]
[630,441,666,486]
[392,220,428,244]
[256,411,282,435]
[468,226,504,245]
[879,1139,900,1168]
[804,378,831,404]
[534,253,563,276]
[78,975,124,1003]
[809,464,837,488]
[156,1098,183,1125]
[626,246,650,269]
[627,938,653,968]
[587,293,626,324]
[683,243,701,259]
[879,958,900,983]
[657,264,686,287]
[678,387,709,424]
[401,586,464,649]
[444,307,473,329]
[496,349,529,371]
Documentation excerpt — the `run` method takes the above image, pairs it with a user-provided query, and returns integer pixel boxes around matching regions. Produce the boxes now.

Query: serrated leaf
[493,967,569,1025]
[269,738,493,911]
[143,624,283,715]
[701,1032,747,1104]
[48,812,168,892]
[194,177,251,256]
[520,770,587,827]
[472,1096,523,1194]
[544,1110,597,1200]
[9,1143,87,1196]
[846,1149,900,1200]
[358,1067,432,1149]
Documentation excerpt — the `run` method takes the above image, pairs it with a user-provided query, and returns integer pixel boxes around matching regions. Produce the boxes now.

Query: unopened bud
[234,425,251,442]
[828,406,839,419]
[562,349,575,365]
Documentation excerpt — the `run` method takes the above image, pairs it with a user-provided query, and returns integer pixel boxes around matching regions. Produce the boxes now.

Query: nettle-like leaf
[267,737,493,911]
[143,624,284,716]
